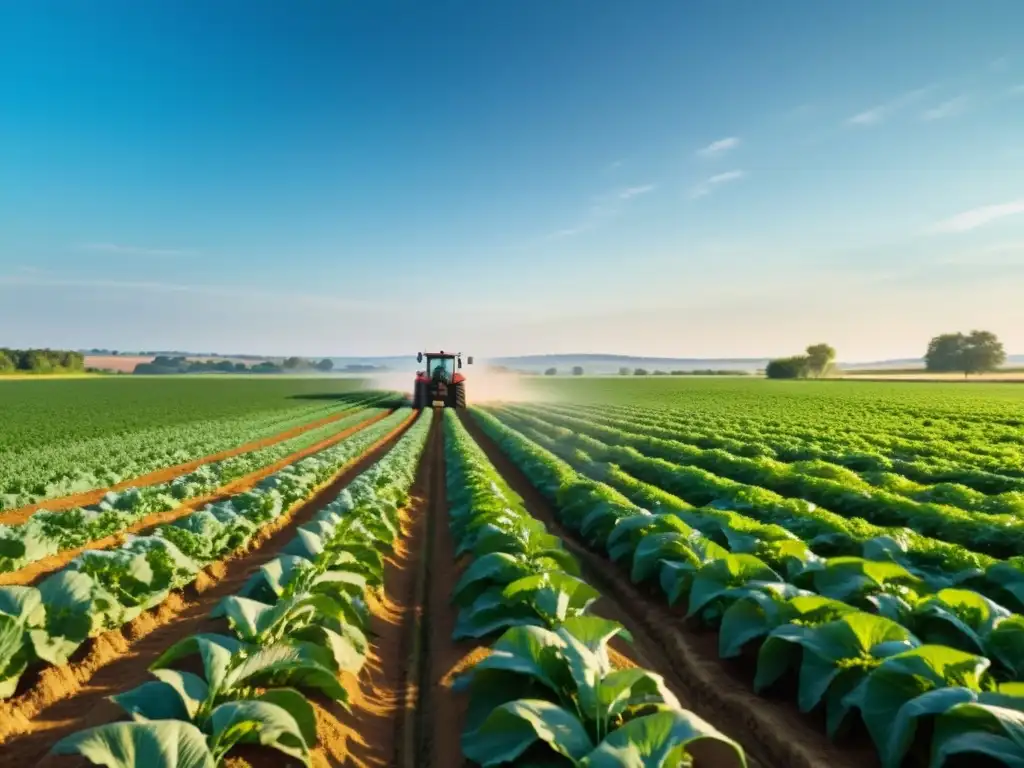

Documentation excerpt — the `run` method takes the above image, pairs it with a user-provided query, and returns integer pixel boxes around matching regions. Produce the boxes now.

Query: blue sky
[2,1,1023,360]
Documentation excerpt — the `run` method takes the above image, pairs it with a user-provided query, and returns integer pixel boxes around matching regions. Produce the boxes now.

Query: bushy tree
[765,356,811,379]
[315,358,334,372]
[544,367,557,376]
[634,368,649,375]
[571,366,584,376]
[805,343,836,378]
[925,330,1006,376]
[618,367,630,375]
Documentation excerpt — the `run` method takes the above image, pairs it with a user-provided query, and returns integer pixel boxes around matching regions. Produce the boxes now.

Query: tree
[283,356,304,370]
[544,367,558,376]
[618,367,630,376]
[925,330,1006,376]
[315,358,334,372]
[765,356,811,379]
[571,366,584,376]
[634,368,649,376]
[805,343,836,378]
[963,330,1006,375]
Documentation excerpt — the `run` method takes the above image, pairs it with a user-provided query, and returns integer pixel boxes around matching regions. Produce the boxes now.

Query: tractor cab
[413,350,472,408]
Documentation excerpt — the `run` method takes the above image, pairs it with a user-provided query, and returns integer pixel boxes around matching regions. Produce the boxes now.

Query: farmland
[2,377,1024,767]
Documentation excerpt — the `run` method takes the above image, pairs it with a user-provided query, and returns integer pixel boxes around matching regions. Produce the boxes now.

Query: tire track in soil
[0,411,420,766]
[327,410,436,768]
[0,409,397,588]
[458,410,870,768]
[417,412,482,768]
[0,402,381,526]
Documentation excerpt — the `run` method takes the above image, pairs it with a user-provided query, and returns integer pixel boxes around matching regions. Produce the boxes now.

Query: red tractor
[413,350,472,409]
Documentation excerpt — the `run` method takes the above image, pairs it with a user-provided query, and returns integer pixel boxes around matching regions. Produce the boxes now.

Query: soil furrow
[457,409,865,768]
[331,410,437,768]
[0,409,396,588]
[0,402,381,526]
[0,411,419,766]
[417,411,479,768]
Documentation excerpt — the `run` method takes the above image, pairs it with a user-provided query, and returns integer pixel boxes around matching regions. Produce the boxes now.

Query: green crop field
[0,377,383,510]
[5,375,1024,768]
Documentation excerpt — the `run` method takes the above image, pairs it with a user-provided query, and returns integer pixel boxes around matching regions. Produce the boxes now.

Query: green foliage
[0,347,85,374]
[471,401,1024,767]
[925,330,1007,376]
[765,355,811,379]
[0,380,384,510]
[50,408,432,768]
[805,343,837,378]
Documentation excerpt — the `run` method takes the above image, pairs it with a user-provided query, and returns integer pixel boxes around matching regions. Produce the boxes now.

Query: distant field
[0,377,373,449]
[83,354,279,372]
[841,369,1024,382]
[83,354,152,372]
[523,374,1024,415]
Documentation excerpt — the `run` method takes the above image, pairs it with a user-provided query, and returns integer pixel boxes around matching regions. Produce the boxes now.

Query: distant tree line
[621,367,750,377]
[765,331,1008,380]
[0,348,85,374]
[134,356,336,375]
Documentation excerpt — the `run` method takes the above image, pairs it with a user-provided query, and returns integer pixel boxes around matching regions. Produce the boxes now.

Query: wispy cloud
[0,271,394,311]
[846,85,935,127]
[605,159,625,172]
[689,170,746,199]
[550,184,656,237]
[991,56,1011,72]
[931,200,1024,234]
[922,95,969,121]
[78,242,199,257]
[696,137,740,158]
[617,185,654,200]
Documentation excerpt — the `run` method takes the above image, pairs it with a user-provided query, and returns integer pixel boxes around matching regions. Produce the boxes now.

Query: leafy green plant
[456,622,744,767]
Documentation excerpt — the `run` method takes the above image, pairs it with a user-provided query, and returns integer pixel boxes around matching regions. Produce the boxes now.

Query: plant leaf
[582,708,747,768]
[462,699,594,766]
[50,720,215,768]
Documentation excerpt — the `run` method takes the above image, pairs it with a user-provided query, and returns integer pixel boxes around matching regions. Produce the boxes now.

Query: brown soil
[457,410,871,768]
[418,411,477,768]
[0,404,382,526]
[0,410,395,588]
[82,355,154,373]
[332,422,432,768]
[0,410,419,766]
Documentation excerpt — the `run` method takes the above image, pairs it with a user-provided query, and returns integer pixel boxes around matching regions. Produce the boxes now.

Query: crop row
[493,405,1024,589]
[444,410,746,766]
[50,406,432,766]
[0,391,390,511]
[0,408,411,701]
[507,404,1024,561]
[471,407,1024,767]
[544,402,1024,500]
[551,381,1024,471]
[548,400,1024,509]
[0,406,389,575]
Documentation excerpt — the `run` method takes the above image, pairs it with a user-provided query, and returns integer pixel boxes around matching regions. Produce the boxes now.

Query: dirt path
[0,410,396,588]
[0,411,419,766]
[333,411,436,768]
[332,408,470,768]
[0,404,379,526]
[457,410,872,768]
[417,413,481,768]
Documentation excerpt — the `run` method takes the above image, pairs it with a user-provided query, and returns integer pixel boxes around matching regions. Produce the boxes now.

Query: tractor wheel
[454,382,467,408]
[412,382,426,409]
